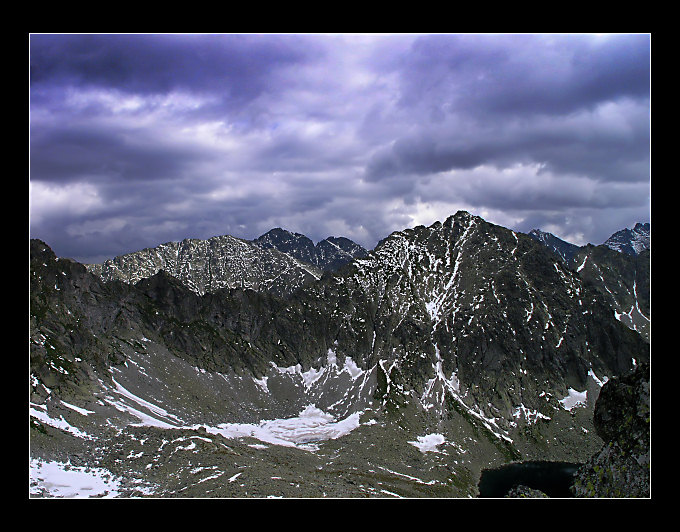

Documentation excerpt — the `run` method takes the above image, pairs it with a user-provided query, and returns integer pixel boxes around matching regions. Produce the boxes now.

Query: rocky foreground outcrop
[571,361,650,497]
[505,485,550,498]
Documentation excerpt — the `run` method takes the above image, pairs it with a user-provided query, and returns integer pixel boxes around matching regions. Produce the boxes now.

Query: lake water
[478,461,582,498]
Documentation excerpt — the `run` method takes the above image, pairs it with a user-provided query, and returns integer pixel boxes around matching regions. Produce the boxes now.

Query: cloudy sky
[29,33,651,263]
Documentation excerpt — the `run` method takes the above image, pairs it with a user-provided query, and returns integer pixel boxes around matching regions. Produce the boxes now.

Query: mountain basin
[478,461,582,498]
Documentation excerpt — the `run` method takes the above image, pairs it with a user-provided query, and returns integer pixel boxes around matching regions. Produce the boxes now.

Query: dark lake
[478,461,582,498]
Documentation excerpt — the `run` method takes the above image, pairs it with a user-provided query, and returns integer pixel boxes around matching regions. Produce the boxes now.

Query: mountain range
[29,212,650,498]
[84,229,368,299]
[529,221,650,260]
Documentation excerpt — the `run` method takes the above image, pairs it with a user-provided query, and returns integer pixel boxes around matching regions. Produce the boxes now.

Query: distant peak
[603,222,650,255]
[262,227,296,236]
[527,229,580,262]
[255,227,313,243]
[440,210,476,228]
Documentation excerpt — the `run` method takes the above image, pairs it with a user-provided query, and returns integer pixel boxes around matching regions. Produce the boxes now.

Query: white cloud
[30,181,104,226]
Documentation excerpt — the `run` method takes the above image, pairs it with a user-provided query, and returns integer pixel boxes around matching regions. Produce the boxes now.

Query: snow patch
[102,378,183,428]
[559,389,588,411]
[512,404,551,424]
[327,348,337,366]
[61,401,95,416]
[253,376,269,393]
[268,349,365,392]
[343,356,363,380]
[576,255,588,272]
[408,433,446,453]
[201,405,362,451]
[30,407,94,440]
[29,459,122,498]
[588,368,609,387]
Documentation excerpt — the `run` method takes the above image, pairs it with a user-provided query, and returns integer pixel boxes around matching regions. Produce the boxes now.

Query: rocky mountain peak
[253,229,368,272]
[254,228,316,256]
[325,212,646,416]
[603,222,650,256]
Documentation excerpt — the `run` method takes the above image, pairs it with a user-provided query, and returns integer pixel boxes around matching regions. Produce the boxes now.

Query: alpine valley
[29,212,650,498]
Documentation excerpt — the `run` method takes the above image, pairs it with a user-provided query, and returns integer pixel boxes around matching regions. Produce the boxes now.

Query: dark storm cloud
[30,34,320,108]
[365,34,650,184]
[31,124,214,183]
[366,106,649,183]
[390,34,650,117]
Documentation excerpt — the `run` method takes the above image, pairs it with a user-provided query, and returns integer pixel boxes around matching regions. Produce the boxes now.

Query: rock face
[570,245,650,341]
[85,234,322,298]
[85,228,368,299]
[603,222,650,256]
[29,211,651,498]
[253,228,368,271]
[30,240,125,403]
[571,362,650,497]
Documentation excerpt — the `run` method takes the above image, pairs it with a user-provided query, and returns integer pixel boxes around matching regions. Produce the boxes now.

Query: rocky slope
[526,224,650,342]
[85,234,322,298]
[570,245,650,341]
[295,212,647,437]
[29,211,651,498]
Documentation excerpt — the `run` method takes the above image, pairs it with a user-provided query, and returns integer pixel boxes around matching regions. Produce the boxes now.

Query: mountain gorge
[29,212,650,498]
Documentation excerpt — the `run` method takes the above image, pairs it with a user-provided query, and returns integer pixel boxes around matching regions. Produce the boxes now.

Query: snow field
[29,459,122,498]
